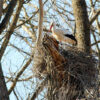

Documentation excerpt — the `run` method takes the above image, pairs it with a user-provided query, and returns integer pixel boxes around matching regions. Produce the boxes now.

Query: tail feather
[64,34,76,41]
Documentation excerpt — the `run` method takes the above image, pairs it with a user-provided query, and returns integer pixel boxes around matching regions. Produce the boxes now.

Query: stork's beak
[50,24,53,31]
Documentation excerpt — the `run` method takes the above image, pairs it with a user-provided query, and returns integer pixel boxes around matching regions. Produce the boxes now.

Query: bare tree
[0,0,99,100]
[0,0,23,99]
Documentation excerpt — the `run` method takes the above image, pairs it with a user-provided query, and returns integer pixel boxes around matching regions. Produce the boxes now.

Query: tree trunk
[72,0,90,53]
[0,63,9,100]
[0,0,3,20]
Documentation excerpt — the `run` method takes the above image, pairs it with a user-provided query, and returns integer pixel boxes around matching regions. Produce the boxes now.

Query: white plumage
[50,22,77,45]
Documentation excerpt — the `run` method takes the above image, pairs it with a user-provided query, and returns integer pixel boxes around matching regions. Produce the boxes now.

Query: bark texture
[0,0,24,99]
[72,0,90,53]
[0,63,9,100]
[0,0,23,60]
[0,0,17,34]
[0,0,3,19]
[36,0,43,45]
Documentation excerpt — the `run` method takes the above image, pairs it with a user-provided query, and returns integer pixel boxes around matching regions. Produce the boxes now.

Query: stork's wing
[58,28,69,34]
[64,34,77,42]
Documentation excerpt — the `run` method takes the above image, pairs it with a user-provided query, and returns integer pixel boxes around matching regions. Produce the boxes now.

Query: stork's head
[50,22,55,31]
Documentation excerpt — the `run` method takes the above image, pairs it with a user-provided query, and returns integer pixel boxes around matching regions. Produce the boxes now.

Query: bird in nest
[50,22,77,45]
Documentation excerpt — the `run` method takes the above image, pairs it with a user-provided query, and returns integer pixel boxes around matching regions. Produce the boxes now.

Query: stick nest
[60,46,98,87]
[32,35,98,99]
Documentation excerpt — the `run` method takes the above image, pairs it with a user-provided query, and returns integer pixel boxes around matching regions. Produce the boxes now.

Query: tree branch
[0,0,23,60]
[8,57,32,95]
[21,23,36,41]
[30,76,49,100]
[91,40,100,46]
[90,9,100,25]
[0,62,9,100]
[36,0,43,45]
[0,0,17,34]
[0,0,3,19]
[9,43,31,56]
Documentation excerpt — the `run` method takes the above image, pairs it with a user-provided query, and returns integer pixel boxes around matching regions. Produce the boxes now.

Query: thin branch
[0,0,17,34]
[8,57,32,95]
[89,0,100,62]
[9,43,31,56]
[16,0,48,29]
[91,40,100,46]
[90,9,100,25]
[13,32,33,48]
[6,75,33,83]
[30,76,49,100]
[92,32,99,52]
[16,10,39,28]
[21,23,36,41]
[36,0,43,45]
[0,0,23,60]
[18,20,51,33]
[13,89,19,100]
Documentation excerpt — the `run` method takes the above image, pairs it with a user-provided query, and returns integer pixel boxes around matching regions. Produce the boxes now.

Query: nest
[32,35,98,99]
[57,46,98,99]
[60,46,98,87]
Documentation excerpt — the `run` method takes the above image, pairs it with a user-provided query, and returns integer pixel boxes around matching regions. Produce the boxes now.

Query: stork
[50,22,77,45]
